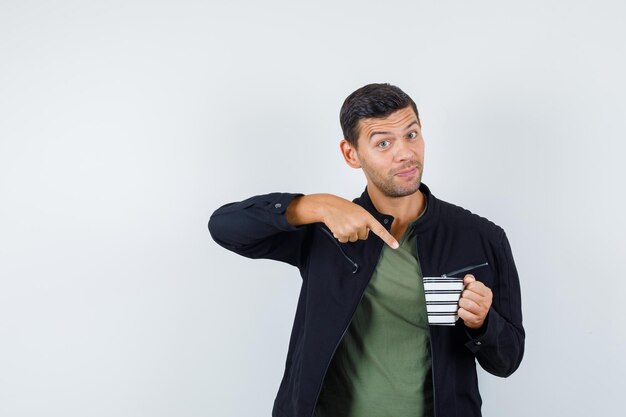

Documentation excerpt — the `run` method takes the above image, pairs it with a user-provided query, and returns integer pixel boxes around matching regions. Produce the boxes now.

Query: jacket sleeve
[463,230,525,377]
[208,192,310,269]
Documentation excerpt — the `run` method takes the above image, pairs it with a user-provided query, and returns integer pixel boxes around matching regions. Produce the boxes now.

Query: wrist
[286,194,329,226]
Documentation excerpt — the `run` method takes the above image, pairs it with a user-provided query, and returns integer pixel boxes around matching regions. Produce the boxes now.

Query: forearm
[285,193,332,226]
[208,192,308,267]
[464,231,525,377]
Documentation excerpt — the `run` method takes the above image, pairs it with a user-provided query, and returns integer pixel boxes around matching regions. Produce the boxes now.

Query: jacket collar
[353,181,440,232]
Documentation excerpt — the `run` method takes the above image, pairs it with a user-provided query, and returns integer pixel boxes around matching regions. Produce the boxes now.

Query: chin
[384,184,420,198]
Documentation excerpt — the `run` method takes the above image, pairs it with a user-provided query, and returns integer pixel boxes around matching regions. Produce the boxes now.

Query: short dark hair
[339,83,420,148]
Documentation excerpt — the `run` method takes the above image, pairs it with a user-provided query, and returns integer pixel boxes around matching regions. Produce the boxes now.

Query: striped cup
[423,277,465,325]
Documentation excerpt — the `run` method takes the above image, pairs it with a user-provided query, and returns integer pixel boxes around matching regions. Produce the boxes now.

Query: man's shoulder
[435,195,505,240]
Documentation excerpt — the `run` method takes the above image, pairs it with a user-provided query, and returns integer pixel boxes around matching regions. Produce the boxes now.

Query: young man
[208,83,524,417]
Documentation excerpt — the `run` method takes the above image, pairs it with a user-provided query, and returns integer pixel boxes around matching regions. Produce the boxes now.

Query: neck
[367,183,426,225]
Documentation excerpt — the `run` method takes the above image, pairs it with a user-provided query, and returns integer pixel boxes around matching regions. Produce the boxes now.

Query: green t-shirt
[314,211,433,417]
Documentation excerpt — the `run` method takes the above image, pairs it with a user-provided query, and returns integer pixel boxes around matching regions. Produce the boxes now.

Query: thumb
[463,274,476,285]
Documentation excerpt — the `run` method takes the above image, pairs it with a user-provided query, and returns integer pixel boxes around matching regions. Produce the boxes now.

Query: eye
[408,131,418,139]
[377,140,391,149]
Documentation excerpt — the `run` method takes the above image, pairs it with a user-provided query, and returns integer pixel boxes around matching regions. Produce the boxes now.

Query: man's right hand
[285,194,399,249]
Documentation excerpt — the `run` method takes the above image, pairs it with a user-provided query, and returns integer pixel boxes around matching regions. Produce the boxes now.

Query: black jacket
[208,182,524,417]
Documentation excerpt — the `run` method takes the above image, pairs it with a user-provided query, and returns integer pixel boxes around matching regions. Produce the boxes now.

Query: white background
[1,1,625,416]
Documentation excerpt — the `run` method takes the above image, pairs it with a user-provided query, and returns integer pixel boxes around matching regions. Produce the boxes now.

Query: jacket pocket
[441,261,489,278]
[319,226,359,274]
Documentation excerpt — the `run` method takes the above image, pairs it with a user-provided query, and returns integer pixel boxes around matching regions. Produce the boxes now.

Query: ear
[339,139,361,169]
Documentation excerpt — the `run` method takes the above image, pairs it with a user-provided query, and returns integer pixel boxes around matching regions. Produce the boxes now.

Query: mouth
[395,166,419,177]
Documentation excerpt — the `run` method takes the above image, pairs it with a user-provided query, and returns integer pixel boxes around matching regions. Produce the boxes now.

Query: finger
[465,281,492,298]
[335,233,349,243]
[463,274,476,285]
[458,297,481,314]
[462,283,492,305]
[458,307,478,320]
[460,291,491,318]
[460,288,484,304]
[367,217,399,249]
[357,227,369,241]
[458,308,482,329]
[348,233,358,243]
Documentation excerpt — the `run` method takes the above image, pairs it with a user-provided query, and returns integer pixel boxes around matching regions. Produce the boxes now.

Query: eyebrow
[369,120,419,141]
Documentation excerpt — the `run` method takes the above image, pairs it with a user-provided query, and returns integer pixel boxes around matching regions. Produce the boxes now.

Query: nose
[393,137,414,161]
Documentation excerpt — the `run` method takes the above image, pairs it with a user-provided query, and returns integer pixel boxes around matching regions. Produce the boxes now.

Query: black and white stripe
[423,277,465,325]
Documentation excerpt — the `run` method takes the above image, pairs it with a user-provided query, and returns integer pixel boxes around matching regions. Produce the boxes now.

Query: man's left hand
[458,274,493,330]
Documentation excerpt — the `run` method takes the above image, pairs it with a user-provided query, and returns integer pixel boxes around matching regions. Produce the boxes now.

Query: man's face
[349,106,425,198]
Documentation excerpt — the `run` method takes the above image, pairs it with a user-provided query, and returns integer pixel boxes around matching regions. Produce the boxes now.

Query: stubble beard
[362,160,424,198]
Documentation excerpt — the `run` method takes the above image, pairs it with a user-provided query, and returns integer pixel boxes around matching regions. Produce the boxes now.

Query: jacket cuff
[264,192,306,231]
[463,307,502,353]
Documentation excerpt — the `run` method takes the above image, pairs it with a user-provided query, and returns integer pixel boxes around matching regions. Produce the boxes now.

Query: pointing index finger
[367,216,399,249]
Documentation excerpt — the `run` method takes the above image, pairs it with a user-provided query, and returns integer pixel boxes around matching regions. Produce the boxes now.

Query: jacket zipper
[308,240,385,417]
[320,226,359,274]
[441,261,489,278]
[414,234,437,417]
